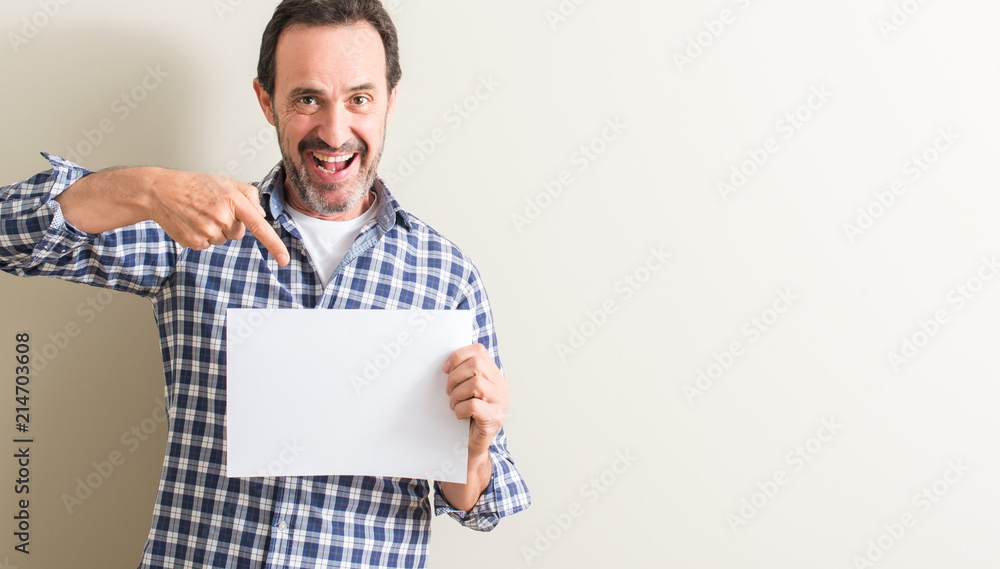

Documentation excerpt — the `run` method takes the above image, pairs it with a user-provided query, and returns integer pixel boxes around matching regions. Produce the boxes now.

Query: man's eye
[352,95,371,105]
[299,96,317,105]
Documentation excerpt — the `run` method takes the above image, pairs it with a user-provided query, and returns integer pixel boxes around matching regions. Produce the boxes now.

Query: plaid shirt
[0,153,531,568]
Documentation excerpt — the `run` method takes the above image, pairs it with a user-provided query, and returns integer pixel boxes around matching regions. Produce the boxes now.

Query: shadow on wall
[4,22,216,174]
[1,21,201,568]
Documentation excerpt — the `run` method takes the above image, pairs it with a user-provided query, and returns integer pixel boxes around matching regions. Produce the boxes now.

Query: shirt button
[277,520,288,532]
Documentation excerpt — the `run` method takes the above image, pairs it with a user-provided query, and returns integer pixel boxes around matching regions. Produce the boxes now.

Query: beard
[275,116,387,216]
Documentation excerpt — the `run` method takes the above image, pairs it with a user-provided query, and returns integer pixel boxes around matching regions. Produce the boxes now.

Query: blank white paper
[225,308,473,482]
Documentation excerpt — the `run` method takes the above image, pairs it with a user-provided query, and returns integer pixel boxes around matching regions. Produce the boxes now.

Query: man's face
[254,22,397,219]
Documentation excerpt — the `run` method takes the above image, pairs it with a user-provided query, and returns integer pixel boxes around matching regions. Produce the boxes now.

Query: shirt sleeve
[433,261,531,531]
[0,153,179,297]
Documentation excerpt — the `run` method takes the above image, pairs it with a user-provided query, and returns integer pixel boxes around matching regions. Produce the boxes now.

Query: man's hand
[55,167,290,265]
[146,170,288,264]
[439,343,507,512]
[443,343,509,458]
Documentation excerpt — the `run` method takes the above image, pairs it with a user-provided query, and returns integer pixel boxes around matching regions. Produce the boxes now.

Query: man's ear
[253,78,277,126]
[386,83,398,126]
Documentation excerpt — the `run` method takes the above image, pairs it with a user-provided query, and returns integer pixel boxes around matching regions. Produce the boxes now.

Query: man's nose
[315,103,352,150]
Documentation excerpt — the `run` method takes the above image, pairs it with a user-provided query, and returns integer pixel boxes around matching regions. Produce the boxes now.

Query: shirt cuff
[433,452,502,532]
[29,153,97,262]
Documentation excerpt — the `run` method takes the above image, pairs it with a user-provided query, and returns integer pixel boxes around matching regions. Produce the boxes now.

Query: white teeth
[314,152,353,163]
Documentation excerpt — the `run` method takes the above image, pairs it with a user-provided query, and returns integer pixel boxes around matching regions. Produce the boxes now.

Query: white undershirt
[285,193,379,286]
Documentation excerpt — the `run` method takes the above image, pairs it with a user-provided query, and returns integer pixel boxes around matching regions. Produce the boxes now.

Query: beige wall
[3,0,1000,567]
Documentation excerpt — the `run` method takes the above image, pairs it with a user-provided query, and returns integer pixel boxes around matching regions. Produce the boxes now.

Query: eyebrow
[287,83,379,100]
[288,86,324,100]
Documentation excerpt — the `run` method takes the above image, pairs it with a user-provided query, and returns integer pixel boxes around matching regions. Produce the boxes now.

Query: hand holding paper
[443,344,509,458]
[439,343,509,511]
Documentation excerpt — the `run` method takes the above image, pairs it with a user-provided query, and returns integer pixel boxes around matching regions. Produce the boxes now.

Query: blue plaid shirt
[0,153,531,568]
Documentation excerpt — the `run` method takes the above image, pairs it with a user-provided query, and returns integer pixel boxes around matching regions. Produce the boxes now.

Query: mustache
[299,137,367,156]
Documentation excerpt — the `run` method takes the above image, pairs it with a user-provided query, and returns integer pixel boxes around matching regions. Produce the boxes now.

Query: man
[0,0,530,566]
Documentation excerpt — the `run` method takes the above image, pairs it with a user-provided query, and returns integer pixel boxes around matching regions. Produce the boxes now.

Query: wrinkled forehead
[273,22,388,94]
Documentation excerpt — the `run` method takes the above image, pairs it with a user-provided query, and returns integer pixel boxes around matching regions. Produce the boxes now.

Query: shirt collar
[257,161,412,232]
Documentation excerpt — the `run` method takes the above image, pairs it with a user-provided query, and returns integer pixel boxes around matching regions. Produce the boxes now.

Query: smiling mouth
[312,152,357,174]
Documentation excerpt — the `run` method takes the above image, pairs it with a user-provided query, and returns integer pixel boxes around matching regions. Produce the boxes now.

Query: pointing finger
[235,181,267,218]
[234,198,290,266]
